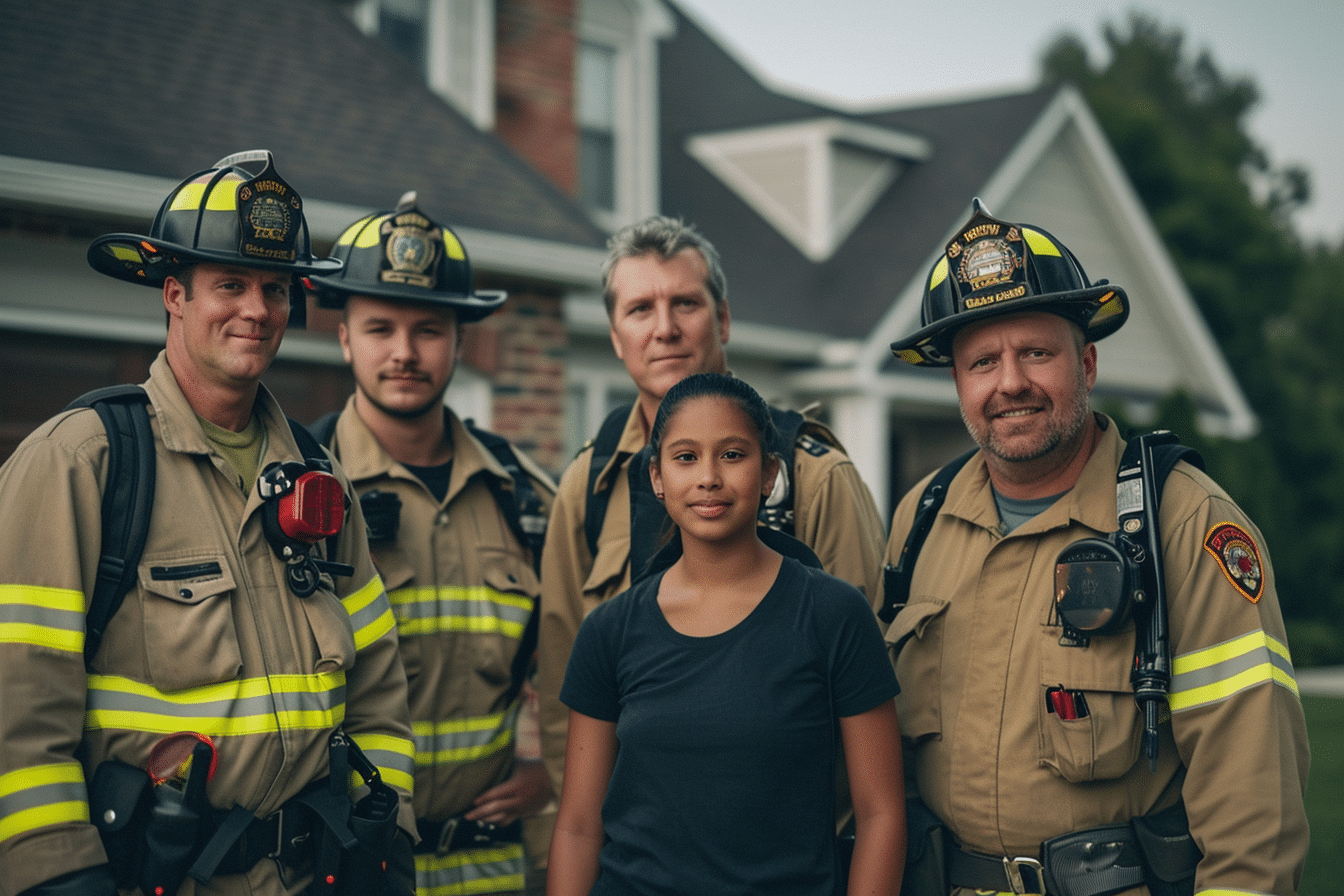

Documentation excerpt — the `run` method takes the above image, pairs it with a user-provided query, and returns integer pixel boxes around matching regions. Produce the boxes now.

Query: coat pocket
[139,555,242,691]
[887,597,950,742]
[1038,632,1143,782]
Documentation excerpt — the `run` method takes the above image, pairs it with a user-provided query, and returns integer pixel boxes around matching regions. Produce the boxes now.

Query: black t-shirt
[562,556,899,896]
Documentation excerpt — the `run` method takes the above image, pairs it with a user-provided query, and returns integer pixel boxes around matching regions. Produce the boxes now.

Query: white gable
[856,87,1255,439]
[687,118,930,261]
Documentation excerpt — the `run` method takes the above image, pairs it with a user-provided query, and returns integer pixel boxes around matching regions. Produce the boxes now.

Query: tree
[1042,15,1344,663]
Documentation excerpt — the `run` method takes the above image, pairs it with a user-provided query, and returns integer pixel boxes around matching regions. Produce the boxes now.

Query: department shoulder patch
[1203,522,1264,603]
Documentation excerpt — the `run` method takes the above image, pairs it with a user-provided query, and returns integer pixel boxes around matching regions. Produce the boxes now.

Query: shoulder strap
[63,385,156,665]
[309,410,340,449]
[879,448,977,624]
[465,422,549,709]
[583,404,633,560]
[464,421,548,574]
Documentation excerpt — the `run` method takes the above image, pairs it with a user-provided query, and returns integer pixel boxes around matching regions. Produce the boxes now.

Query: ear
[717,298,731,346]
[337,321,353,364]
[163,275,187,319]
[761,452,781,497]
[609,323,625,361]
[649,455,663,498]
[1082,342,1098,392]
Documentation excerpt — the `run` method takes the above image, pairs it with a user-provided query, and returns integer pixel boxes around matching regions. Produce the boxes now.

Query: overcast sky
[674,0,1344,245]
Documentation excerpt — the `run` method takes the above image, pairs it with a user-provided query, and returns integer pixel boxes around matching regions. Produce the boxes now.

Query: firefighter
[307,193,556,896]
[883,202,1309,895]
[534,215,888,810]
[0,151,416,896]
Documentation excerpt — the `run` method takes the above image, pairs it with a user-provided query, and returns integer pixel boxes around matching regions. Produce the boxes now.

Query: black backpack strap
[64,385,156,665]
[308,410,340,450]
[466,422,550,709]
[880,448,977,625]
[583,404,633,561]
[464,422,548,574]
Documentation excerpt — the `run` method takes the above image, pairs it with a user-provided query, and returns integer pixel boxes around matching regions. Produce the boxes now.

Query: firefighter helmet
[87,150,341,326]
[889,201,1129,367]
[308,192,506,322]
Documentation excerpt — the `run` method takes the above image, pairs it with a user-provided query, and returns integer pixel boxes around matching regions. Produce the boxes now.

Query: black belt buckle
[434,817,460,857]
[1003,856,1045,894]
[266,807,314,864]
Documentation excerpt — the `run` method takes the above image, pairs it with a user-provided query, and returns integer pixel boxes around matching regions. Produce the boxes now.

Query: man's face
[951,311,1097,468]
[339,295,460,420]
[164,263,290,392]
[608,249,731,411]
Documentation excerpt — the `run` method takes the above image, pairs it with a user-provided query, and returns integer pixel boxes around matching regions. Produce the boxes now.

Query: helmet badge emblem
[237,159,300,263]
[381,212,440,289]
[958,232,1020,291]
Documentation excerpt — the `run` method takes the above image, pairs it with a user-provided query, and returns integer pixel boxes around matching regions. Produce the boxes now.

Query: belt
[948,823,1148,896]
[414,816,523,856]
[204,803,320,876]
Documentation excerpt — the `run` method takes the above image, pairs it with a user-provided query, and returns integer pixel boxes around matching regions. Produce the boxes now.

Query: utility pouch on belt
[1131,803,1201,896]
[1041,824,1145,896]
[306,731,405,896]
[901,796,949,896]
[89,761,154,888]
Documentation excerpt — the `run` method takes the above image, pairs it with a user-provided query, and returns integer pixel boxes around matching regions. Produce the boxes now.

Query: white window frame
[577,0,671,230]
[349,0,495,129]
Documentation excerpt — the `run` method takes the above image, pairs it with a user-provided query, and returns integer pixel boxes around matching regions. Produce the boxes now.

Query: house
[0,0,1253,516]
[0,0,609,473]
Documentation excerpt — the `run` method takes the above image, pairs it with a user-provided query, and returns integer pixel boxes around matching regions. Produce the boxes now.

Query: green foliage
[1301,696,1344,893]
[1043,14,1344,663]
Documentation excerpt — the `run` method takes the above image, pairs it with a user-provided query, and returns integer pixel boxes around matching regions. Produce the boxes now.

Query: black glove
[18,865,117,896]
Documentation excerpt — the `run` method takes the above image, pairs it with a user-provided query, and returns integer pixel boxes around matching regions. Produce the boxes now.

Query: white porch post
[827,394,891,521]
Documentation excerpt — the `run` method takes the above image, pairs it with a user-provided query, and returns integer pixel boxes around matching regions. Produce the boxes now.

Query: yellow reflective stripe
[0,763,89,844]
[0,584,85,652]
[1169,630,1298,712]
[413,709,515,766]
[346,575,396,651]
[415,842,525,895]
[0,763,83,800]
[390,586,531,639]
[86,671,346,737]
[351,732,416,794]
[0,801,89,844]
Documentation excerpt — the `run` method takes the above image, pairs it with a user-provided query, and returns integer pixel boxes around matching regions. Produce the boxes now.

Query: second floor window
[577,40,617,214]
[375,0,430,71]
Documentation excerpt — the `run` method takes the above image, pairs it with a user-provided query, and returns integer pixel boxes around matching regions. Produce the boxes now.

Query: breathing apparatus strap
[1119,432,1203,770]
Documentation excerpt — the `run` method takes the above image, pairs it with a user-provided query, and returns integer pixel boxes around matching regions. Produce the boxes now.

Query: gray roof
[659,2,1055,341]
[0,0,605,251]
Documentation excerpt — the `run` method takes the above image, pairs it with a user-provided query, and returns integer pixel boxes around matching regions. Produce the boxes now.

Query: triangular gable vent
[688,118,930,261]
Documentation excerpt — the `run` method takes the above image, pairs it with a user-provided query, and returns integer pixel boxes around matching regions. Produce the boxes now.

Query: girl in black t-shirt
[549,373,905,896]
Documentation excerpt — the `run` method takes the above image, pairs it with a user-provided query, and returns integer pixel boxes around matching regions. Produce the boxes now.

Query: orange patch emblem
[1203,522,1263,603]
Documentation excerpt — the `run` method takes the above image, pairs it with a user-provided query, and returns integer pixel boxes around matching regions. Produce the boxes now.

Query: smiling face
[608,249,731,427]
[339,295,461,421]
[649,394,779,549]
[164,263,290,396]
[951,311,1097,477]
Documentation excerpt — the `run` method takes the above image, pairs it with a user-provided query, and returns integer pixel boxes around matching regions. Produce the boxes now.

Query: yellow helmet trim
[168,173,244,212]
[928,256,949,291]
[441,229,466,262]
[335,214,385,249]
[1021,227,1062,257]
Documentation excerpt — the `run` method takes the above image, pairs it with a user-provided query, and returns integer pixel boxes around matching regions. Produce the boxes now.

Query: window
[347,0,495,129]
[577,41,618,214]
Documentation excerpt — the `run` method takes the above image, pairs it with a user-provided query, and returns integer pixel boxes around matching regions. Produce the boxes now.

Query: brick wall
[462,284,569,475]
[494,0,580,197]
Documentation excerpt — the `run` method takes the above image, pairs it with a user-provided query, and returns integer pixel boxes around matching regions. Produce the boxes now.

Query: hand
[464,759,554,826]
